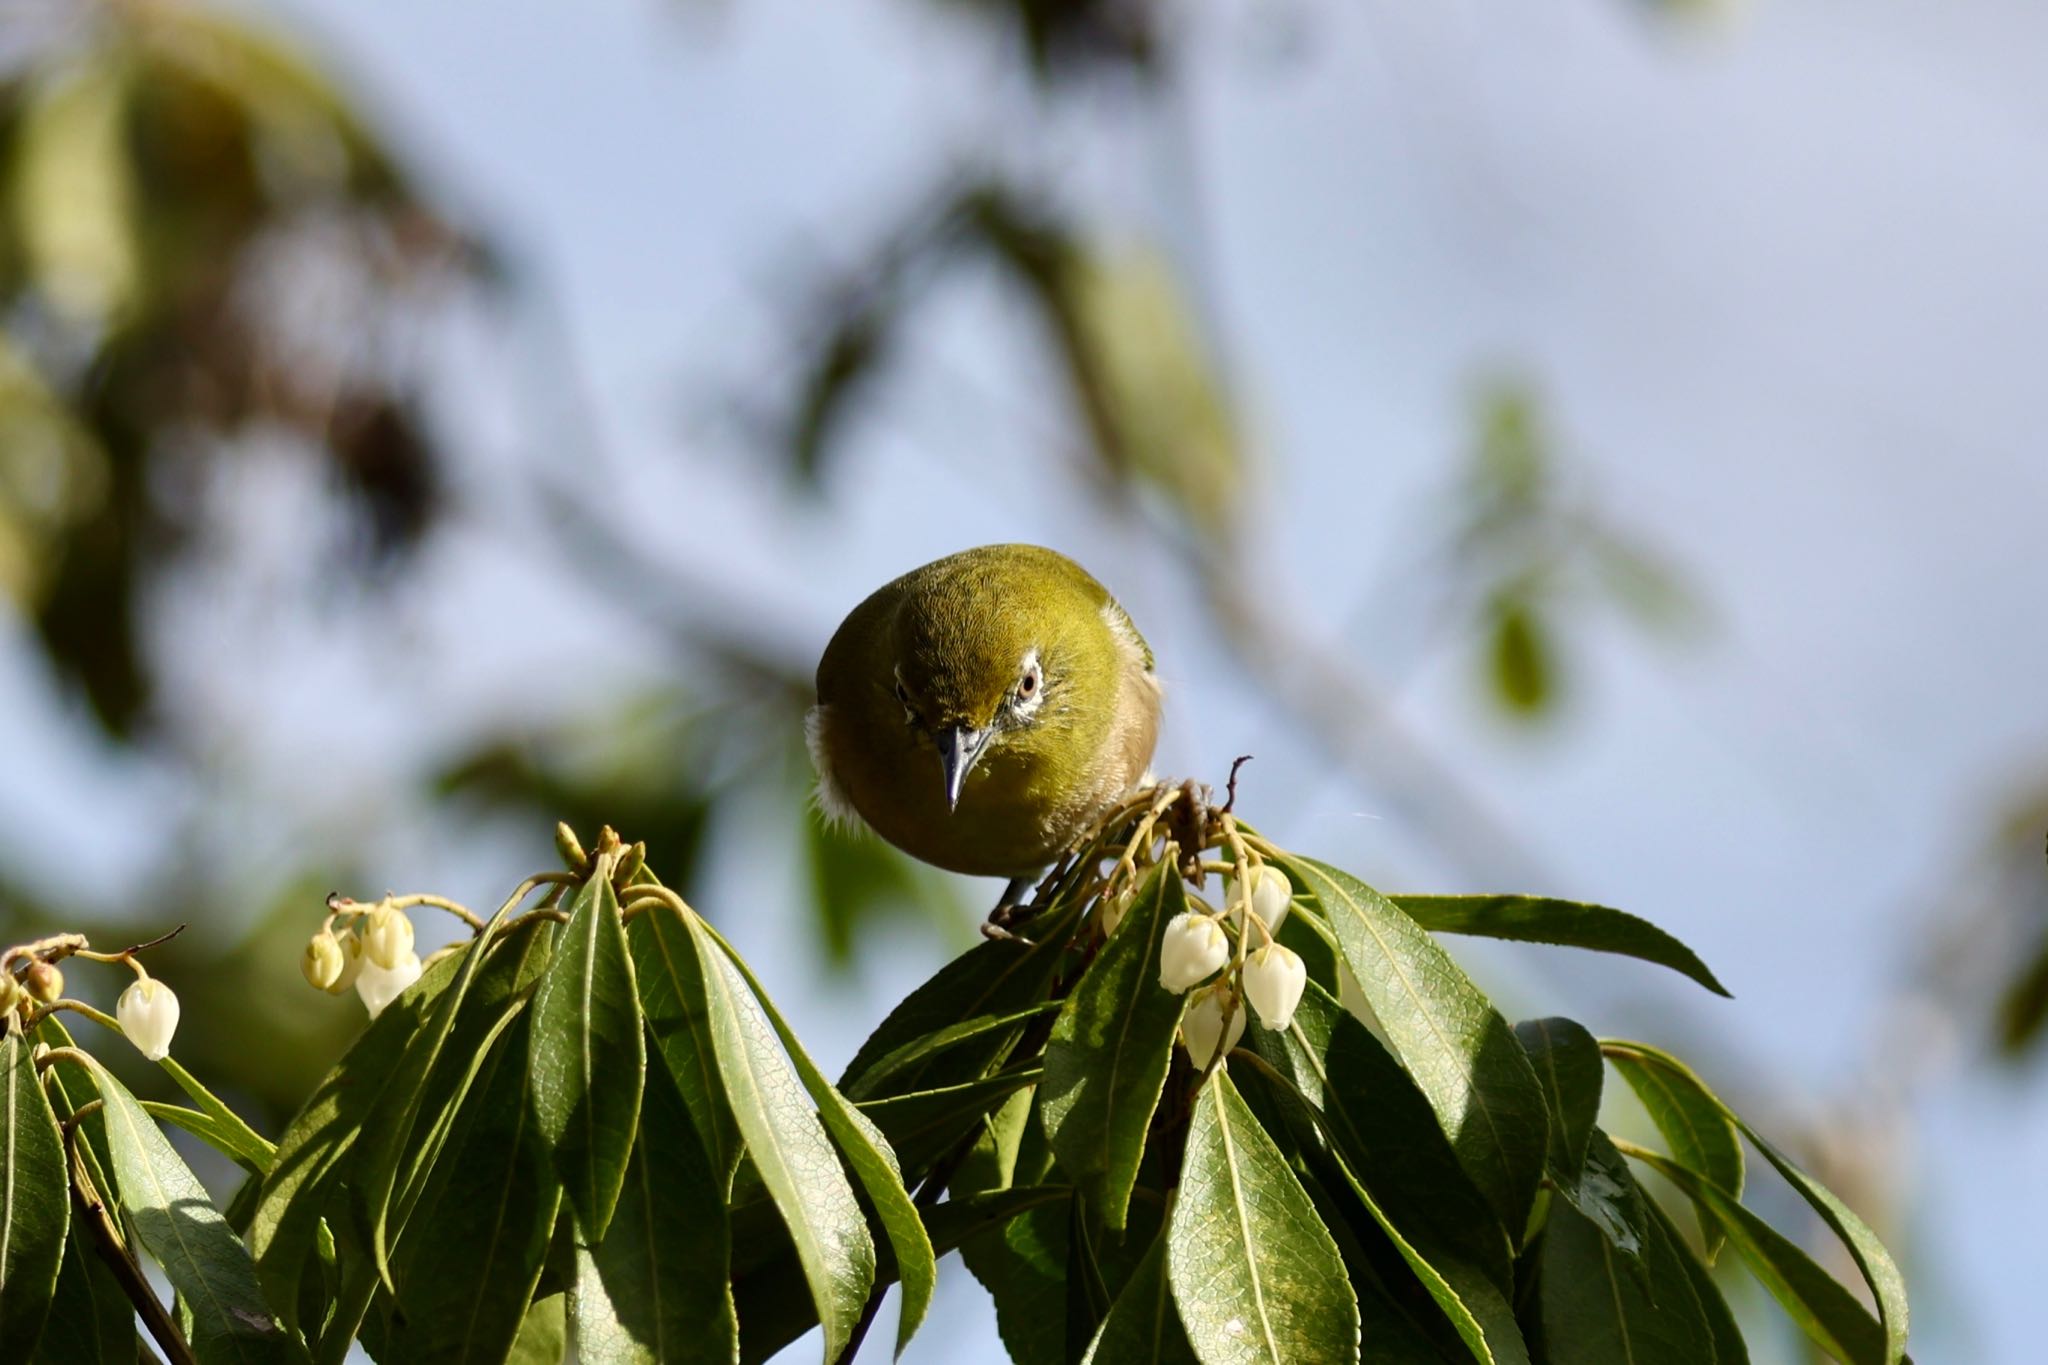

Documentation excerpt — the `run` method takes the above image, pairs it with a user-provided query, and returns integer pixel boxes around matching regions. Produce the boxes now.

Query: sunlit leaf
[1396,897,1729,997]
[1284,855,1549,1236]
[1515,1017,1602,1184]
[528,867,644,1241]
[1167,1067,1359,1363]
[1602,1041,1743,1260]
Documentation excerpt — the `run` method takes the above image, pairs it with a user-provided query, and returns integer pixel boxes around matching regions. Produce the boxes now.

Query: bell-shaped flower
[117,977,181,1062]
[1158,912,1230,993]
[1180,983,1246,1069]
[302,931,348,992]
[1242,943,1307,1030]
[361,905,416,970]
[1223,864,1293,934]
[356,950,423,1019]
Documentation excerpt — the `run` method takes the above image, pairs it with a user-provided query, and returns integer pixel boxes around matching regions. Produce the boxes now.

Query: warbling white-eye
[808,544,1162,909]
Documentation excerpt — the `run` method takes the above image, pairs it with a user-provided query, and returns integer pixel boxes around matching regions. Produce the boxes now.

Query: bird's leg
[980,874,1042,942]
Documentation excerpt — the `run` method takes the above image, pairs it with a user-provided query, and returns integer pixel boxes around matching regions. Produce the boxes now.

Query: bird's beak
[936,726,994,812]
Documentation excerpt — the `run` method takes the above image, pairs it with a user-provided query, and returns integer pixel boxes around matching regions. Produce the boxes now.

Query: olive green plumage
[809,544,1161,878]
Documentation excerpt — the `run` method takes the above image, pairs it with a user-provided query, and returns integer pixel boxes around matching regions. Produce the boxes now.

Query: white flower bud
[1242,943,1307,1030]
[1180,983,1246,1069]
[361,905,415,970]
[117,978,181,1062]
[356,950,423,1019]
[1226,864,1292,934]
[302,931,347,992]
[1158,912,1230,993]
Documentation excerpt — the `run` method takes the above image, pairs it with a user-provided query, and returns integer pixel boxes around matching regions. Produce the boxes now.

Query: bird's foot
[981,875,1040,943]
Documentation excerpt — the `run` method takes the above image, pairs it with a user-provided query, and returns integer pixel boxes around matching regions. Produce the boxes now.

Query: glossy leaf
[1,1033,68,1357]
[88,1058,304,1363]
[1394,895,1729,997]
[1515,1017,1602,1184]
[692,912,932,1355]
[568,1060,736,1365]
[1557,1129,1650,1265]
[529,866,645,1241]
[1041,863,1189,1232]
[960,1194,1068,1365]
[1082,1228,1196,1365]
[1285,855,1549,1236]
[1602,1041,1742,1260]
[1537,1198,1714,1364]
[1166,1067,1359,1364]
[1626,1144,1891,1365]
[684,906,875,1363]
[1644,1197,1749,1364]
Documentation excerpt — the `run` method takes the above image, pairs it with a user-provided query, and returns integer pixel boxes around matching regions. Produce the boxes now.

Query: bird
[808,544,1162,920]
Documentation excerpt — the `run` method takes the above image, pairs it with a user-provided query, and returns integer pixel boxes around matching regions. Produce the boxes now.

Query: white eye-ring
[1012,651,1045,719]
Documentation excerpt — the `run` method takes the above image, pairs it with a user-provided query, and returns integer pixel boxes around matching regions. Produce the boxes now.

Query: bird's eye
[1016,664,1041,700]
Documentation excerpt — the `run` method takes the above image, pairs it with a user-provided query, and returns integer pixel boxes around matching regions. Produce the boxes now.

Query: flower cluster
[304,899,423,1018]
[1152,860,1307,1069]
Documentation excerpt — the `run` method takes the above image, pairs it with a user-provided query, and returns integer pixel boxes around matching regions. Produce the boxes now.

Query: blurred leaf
[528,866,644,1241]
[1995,935,2048,1055]
[1394,895,1731,997]
[88,1056,303,1363]
[1166,1067,1359,1363]
[803,813,957,965]
[0,1034,68,1358]
[1603,1041,1743,1261]
[1283,855,1550,1236]
[13,57,140,323]
[1041,862,1186,1232]
[567,1060,736,1365]
[1489,596,1551,715]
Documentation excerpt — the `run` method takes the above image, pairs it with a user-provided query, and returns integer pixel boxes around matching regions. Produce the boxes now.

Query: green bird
[809,544,1162,913]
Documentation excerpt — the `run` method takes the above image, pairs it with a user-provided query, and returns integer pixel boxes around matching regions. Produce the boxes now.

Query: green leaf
[1,1033,69,1357]
[922,1184,1072,1258]
[679,906,875,1364]
[1285,855,1550,1236]
[1489,599,1551,714]
[1735,1125,1908,1365]
[1514,1017,1602,1184]
[1394,896,1729,997]
[249,949,465,1327]
[568,1059,736,1365]
[529,866,645,1241]
[1081,1229,1196,1365]
[857,1068,1043,1177]
[959,1192,1068,1365]
[843,1001,1061,1103]
[1040,862,1188,1232]
[352,895,529,1290]
[1537,1197,1714,1364]
[1166,1067,1359,1364]
[1602,1041,1743,1261]
[1624,1143,1892,1365]
[1557,1129,1650,1266]
[384,1009,561,1365]
[28,1209,134,1365]
[159,1055,276,1173]
[693,914,934,1356]
[87,1058,305,1363]
[628,893,740,1179]
[839,913,1073,1100]
[507,1294,567,1365]
[1644,1197,1748,1364]
[140,1101,272,1176]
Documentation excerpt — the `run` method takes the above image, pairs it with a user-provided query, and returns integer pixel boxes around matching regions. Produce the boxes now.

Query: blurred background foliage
[0,0,2041,1359]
